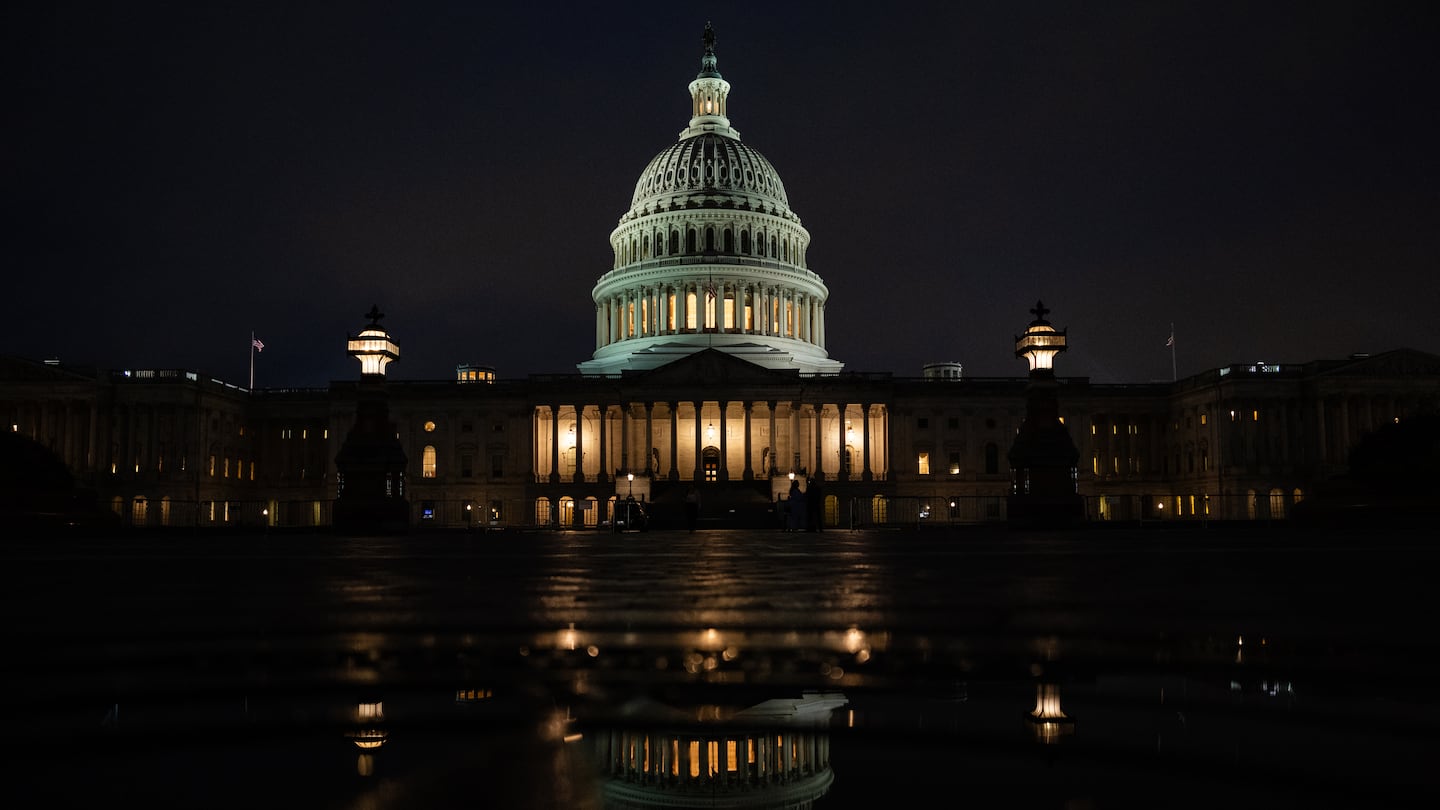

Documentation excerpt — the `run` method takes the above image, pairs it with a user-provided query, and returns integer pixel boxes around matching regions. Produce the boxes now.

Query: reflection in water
[14,532,1434,809]
[589,692,847,809]
[1028,683,1072,744]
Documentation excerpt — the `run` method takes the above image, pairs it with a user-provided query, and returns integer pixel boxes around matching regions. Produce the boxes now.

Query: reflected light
[348,701,387,750]
[1029,683,1073,743]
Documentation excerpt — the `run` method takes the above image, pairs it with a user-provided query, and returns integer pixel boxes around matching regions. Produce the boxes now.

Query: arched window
[534,497,552,526]
[422,445,437,478]
[703,446,720,482]
[582,497,599,527]
[741,230,751,254]
[723,228,734,253]
[686,229,697,253]
[670,230,680,254]
[558,496,575,528]
[705,226,715,251]
[1268,487,1285,518]
[757,230,766,257]
[870,495,888,524]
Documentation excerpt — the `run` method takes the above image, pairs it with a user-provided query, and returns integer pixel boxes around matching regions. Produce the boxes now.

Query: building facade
[5,29,1439,530]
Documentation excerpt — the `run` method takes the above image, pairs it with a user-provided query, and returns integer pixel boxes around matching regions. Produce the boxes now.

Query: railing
[98,493,1300,532]
[840,493,1300,529]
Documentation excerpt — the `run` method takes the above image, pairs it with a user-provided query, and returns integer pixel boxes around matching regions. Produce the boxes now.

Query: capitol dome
[578,24,843,376]
[625,134,794,219]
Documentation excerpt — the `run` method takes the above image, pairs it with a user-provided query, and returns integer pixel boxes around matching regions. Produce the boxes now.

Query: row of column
[537,400,883,483]
[596,729,827,785]
[5,397,100,473]
[595,279,824,348]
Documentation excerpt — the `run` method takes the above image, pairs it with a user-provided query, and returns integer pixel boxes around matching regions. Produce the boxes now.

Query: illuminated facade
[3,28,1439,530]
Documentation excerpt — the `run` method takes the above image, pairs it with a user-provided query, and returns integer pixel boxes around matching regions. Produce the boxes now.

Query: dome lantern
[682,21,738,140]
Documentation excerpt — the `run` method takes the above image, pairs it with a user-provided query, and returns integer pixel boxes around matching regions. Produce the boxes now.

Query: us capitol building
[4,27,1438,532]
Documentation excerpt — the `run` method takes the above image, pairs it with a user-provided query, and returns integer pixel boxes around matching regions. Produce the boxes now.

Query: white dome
[579,25,841,377]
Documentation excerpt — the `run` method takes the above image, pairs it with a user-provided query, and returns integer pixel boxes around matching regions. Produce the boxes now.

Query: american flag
[252,337,265,352]
[1165,333,1173,348]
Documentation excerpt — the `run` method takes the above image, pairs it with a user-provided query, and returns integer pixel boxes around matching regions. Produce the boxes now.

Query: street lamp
[627,472,634,496]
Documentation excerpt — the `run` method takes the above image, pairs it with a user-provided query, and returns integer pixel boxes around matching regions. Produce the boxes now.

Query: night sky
[10,2,1438,386]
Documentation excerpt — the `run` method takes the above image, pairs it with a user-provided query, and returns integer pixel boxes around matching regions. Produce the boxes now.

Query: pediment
[624,349,801,387]
[1323,349,1440,378]
[0,355,99,383]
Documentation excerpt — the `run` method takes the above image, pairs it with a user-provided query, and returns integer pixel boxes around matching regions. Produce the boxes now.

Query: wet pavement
[5,524,1437,808]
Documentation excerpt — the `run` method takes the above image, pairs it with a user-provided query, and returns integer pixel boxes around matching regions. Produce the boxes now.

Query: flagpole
[250,331,255,390]
[1169,323,1177,382]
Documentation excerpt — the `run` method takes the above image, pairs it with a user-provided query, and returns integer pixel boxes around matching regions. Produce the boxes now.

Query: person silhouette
[805,477,824,532]
[786,479,805,531]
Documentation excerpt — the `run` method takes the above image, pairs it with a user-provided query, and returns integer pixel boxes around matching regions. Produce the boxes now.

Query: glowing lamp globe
[346,305,400,377]
[1015,300,1067,372]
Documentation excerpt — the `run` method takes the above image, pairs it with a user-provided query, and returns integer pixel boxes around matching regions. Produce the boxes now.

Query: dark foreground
[4,524,1437,809]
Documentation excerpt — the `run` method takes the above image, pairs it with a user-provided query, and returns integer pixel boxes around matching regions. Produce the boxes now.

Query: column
[767,401,778,476]
[668,402,680,481]
[644,402,654,475]
[743,402,754,480]
[572,405,585,483]
[837,402,850,481]
[1337,397,1350,463]
[862,403,873,480]
[692,400,704,480]
[718,400,729,481]
[548,405,560,483]
[789,402,801,473]
[813,403,824,477]
[597,404,609,482]
[620,402,631,473]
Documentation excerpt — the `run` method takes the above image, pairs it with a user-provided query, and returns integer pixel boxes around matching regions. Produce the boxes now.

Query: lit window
[424,421,437,432]
[422,445,437,478]
[917,452,930,475]
[1201,413,1208,426]
[1252,410,1259,421]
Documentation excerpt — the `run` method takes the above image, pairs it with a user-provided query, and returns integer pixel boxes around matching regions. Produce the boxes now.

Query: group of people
[783,477,824,532]
[623,481,822,533]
